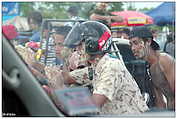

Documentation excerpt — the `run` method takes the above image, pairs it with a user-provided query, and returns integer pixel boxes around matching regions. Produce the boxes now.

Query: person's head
[64,21,112,63]
[67,6,79,17]
[111,31,118,38]
[96,2,108,11]
[53,26,72,59]
[151,29,158,39]
[27,11,43,30]
[129,27,160,60]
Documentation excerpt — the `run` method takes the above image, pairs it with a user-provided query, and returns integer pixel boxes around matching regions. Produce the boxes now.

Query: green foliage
[148,25,161,31]
[39,2,68,19]
[127,5,136,11]
[18,2,124,19]
[108,2,124,12]
[80,2,95,19]
[138,7,154,11]
[20,2,35,17]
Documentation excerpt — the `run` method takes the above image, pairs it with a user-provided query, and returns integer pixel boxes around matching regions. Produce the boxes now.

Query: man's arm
[90,13,110,21]
[61,70,77,84]
[29,66,47,79]
[160,54,175,93]
[110,15,123,22]
[91,94,108,107]
[90,13,123,23]
[62,66,90,85]
[30,61,45,73]
[153,87,167,108]
[90,59,119,108]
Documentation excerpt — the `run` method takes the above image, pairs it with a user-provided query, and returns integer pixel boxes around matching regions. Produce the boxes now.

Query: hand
[45,66,65,89]
[29,66,47,79]
[31,62,45,73]
[111,16,124,22]
[42,85,53,96]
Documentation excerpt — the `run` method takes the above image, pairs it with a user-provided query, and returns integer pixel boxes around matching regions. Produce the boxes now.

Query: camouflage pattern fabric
[92,54,149,115]
[45,66,66,90]
[77,49,87,67]
[69,67,91,86]
[68,49,87,70]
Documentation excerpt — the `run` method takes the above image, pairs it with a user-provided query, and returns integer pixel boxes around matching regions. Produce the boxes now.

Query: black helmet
[64,22,82,48]
[64,21,112,55]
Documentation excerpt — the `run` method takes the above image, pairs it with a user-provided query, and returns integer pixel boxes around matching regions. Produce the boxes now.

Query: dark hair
[54,26,72,38]
[27,11,43,26]
[129,27,160,50]
[143,38,160,51]
[67,6,78,16]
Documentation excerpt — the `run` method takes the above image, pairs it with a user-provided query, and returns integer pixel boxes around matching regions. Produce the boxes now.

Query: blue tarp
[2,2,20,21]
[146,2,175,26]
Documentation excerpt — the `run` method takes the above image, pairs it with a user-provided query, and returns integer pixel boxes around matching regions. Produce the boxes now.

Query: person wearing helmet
[63,21,149,115]
[58,23,92,87]
[129,27,175,110]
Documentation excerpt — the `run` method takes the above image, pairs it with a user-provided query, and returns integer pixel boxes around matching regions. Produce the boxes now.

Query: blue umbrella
[146,2,175,26]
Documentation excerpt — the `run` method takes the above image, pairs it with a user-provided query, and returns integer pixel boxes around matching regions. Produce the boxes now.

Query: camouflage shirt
[92,54,149,115]
[69,48,91,87]
[69,67,91,86]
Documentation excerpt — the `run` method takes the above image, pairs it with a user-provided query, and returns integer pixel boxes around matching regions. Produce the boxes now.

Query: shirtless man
[129,27,175,110]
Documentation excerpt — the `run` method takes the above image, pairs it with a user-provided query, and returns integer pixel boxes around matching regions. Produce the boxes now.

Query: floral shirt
[92,54,149,115]
[69,67,91,86]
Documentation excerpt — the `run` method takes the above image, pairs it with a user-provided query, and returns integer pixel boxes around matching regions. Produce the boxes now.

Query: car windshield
[2,2,175,117]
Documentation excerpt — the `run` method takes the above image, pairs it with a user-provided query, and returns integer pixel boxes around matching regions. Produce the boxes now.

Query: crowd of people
[2,2,175,116]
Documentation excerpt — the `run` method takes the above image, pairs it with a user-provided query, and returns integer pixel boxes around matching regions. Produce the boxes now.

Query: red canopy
[111,11,154,27]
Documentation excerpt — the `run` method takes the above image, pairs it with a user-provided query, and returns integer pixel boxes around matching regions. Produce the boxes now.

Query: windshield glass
[2,1,175,117]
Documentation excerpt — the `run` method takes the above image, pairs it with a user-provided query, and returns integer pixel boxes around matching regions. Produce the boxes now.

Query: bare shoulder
[159,52,175,69]
[160,52,174,62]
